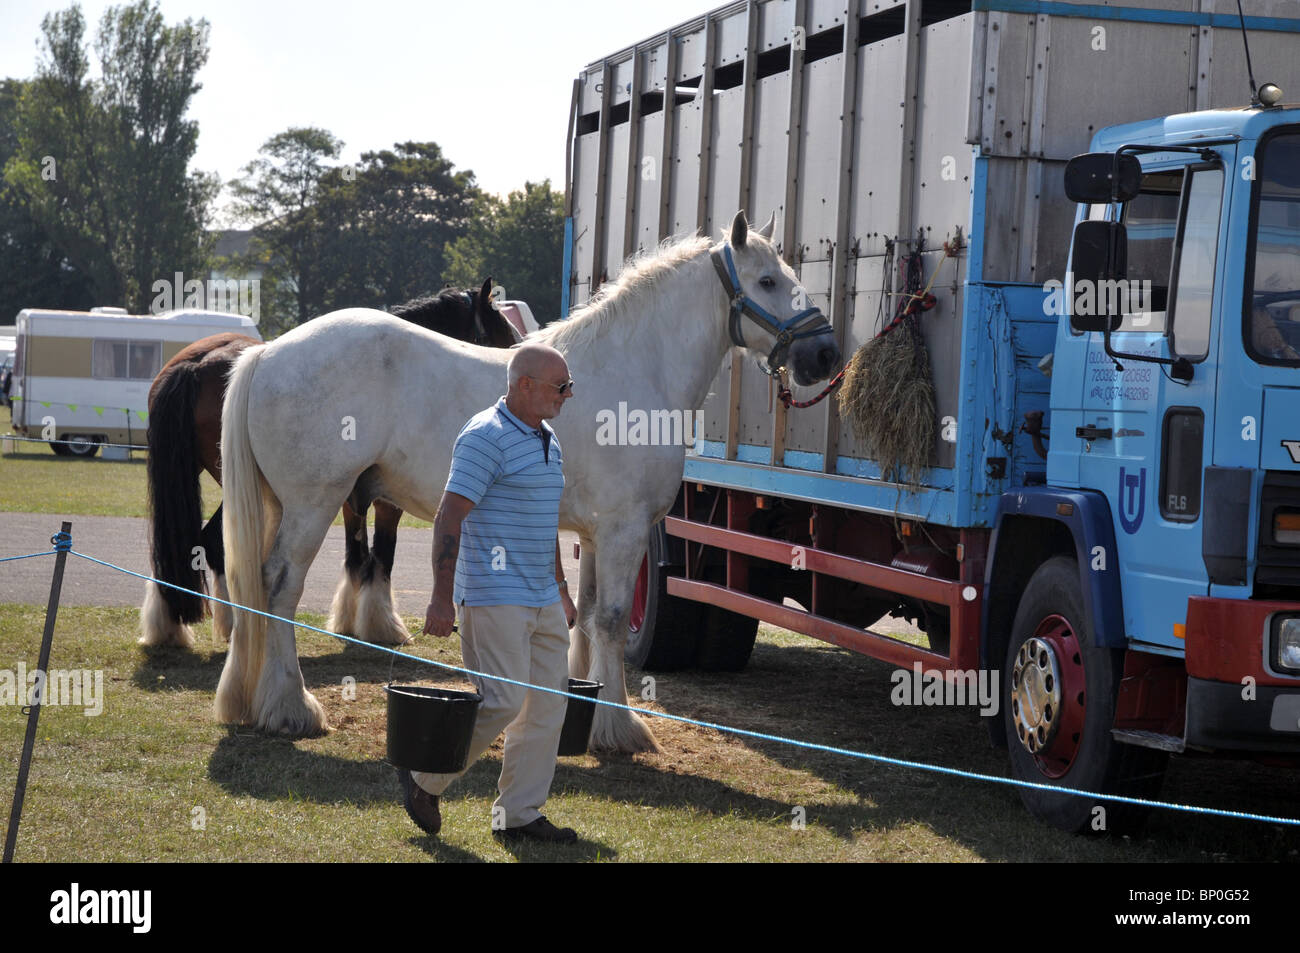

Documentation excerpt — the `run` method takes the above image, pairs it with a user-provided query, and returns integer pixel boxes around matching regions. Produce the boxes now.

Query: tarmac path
[1,510,920,638]
[0,510,583,618]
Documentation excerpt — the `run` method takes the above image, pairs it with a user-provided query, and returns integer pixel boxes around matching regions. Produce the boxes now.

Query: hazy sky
[1,0,716,219]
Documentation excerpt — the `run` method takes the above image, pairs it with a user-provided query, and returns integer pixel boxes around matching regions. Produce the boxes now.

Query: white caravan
[9,307,261,456]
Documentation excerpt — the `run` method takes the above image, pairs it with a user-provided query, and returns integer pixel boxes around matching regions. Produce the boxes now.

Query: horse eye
[759,276,776,290]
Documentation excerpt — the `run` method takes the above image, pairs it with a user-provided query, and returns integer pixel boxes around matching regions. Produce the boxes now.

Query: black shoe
[495,815,578,844]
[396,768,441,836]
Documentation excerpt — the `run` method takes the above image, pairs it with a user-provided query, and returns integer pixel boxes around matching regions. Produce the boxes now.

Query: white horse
[216,211,841,751]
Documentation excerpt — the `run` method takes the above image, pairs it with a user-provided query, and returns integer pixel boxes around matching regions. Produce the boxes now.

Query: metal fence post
[3,520,72,863]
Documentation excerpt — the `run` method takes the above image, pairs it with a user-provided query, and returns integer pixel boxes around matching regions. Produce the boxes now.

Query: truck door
[1076,150,1231,652]
[1229,126,1300,599]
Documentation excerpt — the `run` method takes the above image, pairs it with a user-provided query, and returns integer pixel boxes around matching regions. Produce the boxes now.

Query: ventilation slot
[756,44,790,79]
[859,7,906,45]
[921,0,973,27]
[806,26,844,64]
[713,60,744,90]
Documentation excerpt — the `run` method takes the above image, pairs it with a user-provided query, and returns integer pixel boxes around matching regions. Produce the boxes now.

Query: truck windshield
[1246,128,1300,365]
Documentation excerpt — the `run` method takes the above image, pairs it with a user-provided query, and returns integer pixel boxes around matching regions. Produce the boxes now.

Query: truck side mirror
[1069,220,1127,332]
[1064,153,1142,203]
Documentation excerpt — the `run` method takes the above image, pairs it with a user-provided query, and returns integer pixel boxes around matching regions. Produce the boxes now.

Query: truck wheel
[49,439,71,456]
[1003,555,1167,834]
[62,434,101,458]
[696,607,759,672]
[625,523,704,671]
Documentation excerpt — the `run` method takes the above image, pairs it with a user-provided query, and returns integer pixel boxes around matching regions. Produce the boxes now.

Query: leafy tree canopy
[443,180,564,324]
[2,1,217,314]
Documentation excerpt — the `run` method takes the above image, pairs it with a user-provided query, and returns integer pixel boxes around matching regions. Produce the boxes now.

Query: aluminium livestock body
[565,0,1300,832]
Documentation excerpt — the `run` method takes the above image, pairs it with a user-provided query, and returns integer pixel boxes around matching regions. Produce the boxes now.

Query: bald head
[504,341,573,427]
[507,343,566,391]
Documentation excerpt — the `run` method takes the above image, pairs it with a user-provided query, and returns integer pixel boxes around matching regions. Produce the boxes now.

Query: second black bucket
[556,678,603,756]
[385,684,481,773]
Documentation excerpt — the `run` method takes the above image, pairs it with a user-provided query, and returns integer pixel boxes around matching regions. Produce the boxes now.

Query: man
[398,342,580,843]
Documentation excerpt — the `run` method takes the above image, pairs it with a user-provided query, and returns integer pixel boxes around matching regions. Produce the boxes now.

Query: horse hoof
[328,570,360,635]
[137,624,196,650]
[367,618,413,647]
[138,582,198,649]
[588,707,661,755]
[255,688,329,738]
[355,586,412,645]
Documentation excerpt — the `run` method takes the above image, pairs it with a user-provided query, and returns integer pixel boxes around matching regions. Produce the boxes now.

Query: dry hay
[836,326,935,489]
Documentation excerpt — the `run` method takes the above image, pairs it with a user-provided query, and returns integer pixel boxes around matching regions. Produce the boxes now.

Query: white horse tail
[214,344,271,725]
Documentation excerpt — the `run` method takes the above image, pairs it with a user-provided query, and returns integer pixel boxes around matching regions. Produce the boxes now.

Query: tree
[443,180,564,323]
[0,78,95,318]
[2,2,217,313]
[227,126,342,331]
[319,141,479,311]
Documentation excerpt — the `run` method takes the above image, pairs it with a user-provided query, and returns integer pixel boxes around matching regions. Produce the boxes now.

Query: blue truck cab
[989,106,1300,825]
[1059,106,1300,730]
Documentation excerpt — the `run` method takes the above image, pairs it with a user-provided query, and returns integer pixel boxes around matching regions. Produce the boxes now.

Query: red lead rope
[776,368,844,409]
[775,239,956,410]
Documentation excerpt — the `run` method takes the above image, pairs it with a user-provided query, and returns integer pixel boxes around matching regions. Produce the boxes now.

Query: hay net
[837,241,937,490]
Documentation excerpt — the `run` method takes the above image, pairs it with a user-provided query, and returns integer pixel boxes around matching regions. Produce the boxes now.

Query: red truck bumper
[1183,596,1300,753]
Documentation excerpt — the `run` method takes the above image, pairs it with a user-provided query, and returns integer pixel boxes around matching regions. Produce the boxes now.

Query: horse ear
[729,210,749,248]
[756,212,776,240]
[478,276,494,311]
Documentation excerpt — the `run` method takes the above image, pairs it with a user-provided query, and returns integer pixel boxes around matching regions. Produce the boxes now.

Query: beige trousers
[412,601,570,828]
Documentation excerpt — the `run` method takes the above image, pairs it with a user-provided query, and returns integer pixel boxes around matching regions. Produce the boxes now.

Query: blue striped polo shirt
[445,397,565,607]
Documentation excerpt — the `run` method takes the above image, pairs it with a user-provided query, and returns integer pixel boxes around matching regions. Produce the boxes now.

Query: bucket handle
[385,623,458,690]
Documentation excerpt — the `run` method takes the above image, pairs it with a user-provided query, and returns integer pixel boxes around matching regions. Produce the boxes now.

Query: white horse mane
[533,234,713,352]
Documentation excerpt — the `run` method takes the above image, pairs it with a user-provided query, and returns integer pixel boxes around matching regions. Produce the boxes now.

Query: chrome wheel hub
[1011,636,1062,755]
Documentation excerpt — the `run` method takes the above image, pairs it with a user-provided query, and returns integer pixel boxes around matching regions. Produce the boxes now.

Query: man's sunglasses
[532,376,574,396]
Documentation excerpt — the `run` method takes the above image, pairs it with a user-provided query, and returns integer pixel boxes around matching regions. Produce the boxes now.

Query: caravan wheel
[62,434,101,458]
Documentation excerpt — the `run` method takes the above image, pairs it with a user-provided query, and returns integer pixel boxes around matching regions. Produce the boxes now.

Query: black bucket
[556,678,603,757]
[385,684,482,773]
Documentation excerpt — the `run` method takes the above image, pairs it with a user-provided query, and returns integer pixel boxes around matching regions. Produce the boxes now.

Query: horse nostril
[818,346,838,371]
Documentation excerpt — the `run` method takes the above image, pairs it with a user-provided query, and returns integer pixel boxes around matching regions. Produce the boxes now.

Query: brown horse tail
[146,361,207,625]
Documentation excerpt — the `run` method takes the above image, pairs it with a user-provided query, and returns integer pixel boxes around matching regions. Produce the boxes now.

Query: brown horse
[140,278,519,648]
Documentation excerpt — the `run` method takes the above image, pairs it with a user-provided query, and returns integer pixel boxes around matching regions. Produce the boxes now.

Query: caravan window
[93,339,160,380]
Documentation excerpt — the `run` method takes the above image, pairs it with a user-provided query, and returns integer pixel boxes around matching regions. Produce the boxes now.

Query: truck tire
[696,607,759,672]
[625,523,704,671]
[1003,555,1167,834]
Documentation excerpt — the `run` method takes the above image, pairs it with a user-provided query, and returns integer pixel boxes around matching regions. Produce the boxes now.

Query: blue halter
[710,243,833,375]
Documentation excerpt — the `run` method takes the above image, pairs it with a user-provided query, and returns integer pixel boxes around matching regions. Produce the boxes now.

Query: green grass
[0,404,430,528]
[1,605,1297,862]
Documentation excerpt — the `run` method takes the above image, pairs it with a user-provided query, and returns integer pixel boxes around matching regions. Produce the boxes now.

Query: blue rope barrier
[1,433,149,452]
[55,545,1300,829]
[0,550,58,564]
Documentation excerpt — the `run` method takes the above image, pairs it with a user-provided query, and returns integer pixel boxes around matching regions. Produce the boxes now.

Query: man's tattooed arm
[434,532,459,590]
[429,492,475,607]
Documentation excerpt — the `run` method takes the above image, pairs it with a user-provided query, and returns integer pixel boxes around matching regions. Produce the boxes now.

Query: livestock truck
[564,0,1300,832]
